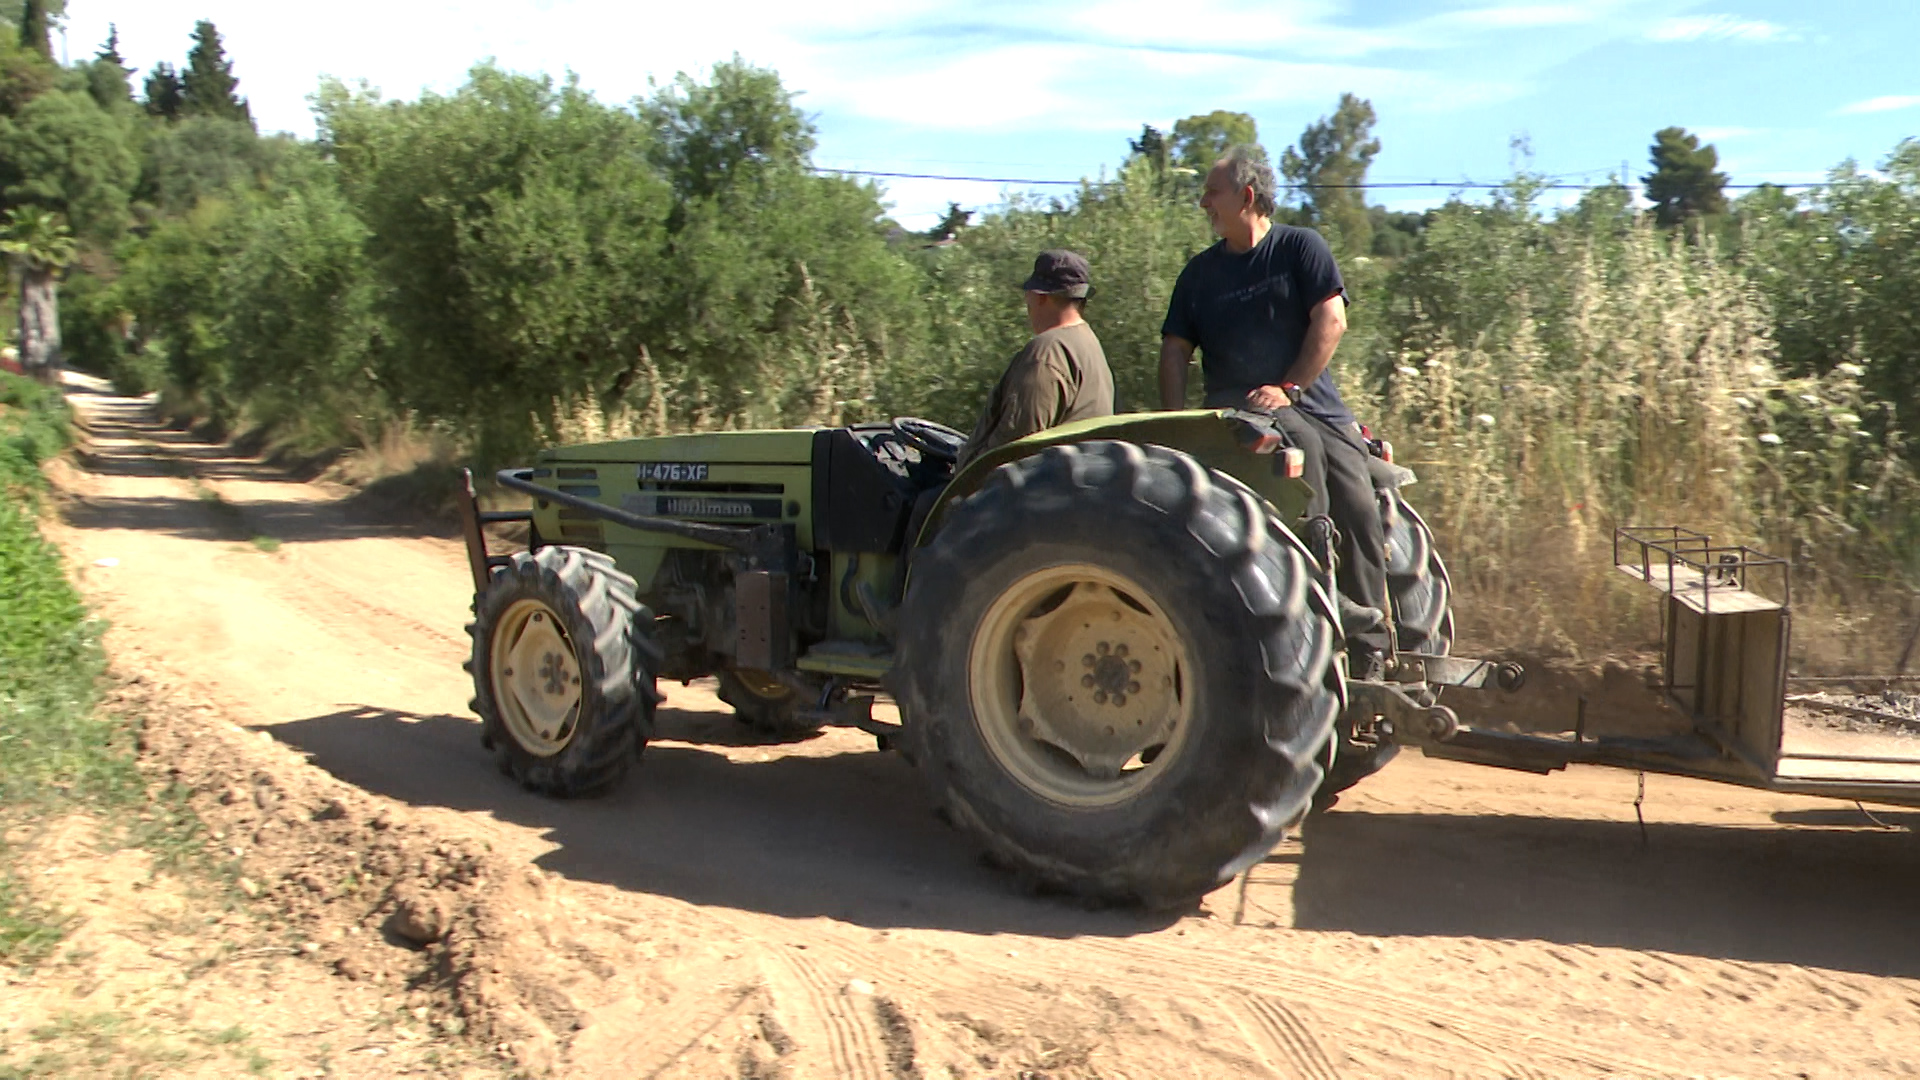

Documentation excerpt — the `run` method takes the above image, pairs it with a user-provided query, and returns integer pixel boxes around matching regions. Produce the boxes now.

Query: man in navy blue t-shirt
[1158,146,1390,666]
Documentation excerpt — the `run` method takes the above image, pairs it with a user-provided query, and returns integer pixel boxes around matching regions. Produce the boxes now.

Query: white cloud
[1837,95,1920,115]
[1646,15,1795,43]
[1444,4,1605,29]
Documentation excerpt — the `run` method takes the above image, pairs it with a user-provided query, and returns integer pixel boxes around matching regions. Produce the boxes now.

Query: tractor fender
[912,410,1316,551]
[1368,455,1419,491]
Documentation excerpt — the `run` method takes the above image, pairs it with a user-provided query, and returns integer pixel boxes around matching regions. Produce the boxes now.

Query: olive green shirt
[956,322,1114,471]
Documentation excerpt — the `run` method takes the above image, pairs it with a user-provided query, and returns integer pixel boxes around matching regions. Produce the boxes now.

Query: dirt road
[44,380,1920,1079]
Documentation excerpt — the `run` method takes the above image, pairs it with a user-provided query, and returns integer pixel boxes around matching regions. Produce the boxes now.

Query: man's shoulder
[1022,323,1104,369]
[1029,322,1102,355]
[1180,238,1231,270]
[1266,223,1334,255]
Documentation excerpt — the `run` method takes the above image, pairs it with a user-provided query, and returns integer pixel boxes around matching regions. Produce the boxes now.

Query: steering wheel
[891,416,966,464]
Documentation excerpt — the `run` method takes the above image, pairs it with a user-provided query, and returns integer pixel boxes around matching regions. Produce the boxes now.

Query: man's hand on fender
[1245,384,1293,411]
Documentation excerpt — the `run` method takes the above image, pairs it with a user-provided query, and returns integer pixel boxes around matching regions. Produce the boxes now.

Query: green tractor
[458,410,1521,906]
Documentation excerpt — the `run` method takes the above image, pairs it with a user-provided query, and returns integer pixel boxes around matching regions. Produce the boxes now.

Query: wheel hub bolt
[1082,654,1095,668]
[1081,674,1096,688]
[1128,681,1141,694]
[1097,642,1110,655]
[1115,644,1129,658]
[1113,693,1127,707]
[1094,691,1108,704]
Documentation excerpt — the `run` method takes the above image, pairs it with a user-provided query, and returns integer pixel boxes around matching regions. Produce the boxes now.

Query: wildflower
[1798,394,1821,406]
[1853,483,1870,492]
[1757,433,1783,445]
[1837,362,1866,376]
[1396,365,1419,377]
[1473,414,1496,427]
[1732,396,1754,408]
[1832,413,1861,426]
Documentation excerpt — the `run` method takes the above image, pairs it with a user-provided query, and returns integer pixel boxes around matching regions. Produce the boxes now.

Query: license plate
[637,462,709,482]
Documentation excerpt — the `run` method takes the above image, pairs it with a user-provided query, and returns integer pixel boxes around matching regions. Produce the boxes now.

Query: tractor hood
[538,428,818,465]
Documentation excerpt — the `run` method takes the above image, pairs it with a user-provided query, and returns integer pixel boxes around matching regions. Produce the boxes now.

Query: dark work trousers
[1268,407,1392,657]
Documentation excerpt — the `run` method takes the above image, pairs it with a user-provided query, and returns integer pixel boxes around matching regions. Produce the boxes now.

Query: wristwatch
[1279,382,1304,406]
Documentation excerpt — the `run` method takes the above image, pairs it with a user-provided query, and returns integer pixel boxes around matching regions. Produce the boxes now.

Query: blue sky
[61,1,1920,227]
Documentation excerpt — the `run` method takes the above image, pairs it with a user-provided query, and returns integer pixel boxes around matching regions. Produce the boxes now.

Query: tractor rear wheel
[1317,490,1456,807]
[895,442,1344,908]
[468,546,658,797]
[717,668,823,737]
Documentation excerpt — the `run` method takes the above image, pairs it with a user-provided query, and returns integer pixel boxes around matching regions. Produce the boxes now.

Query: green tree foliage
[86,24,131,109]
[117,197,235,405]
[0,37,54,115]
[1643,126,1727,226]
[1169,110,1258,174]
[15,0,48,59]
[1738,141,1920,420]
[639,56,812,202]
[0,83,137,239]
[143,62,182,121]
[180,20,249,125]
[925,201,971,241]
[218,153,380,443]
[1127,124,1169,174]
[138,116,282,216]
[1281,93,1380,256]
[317,67,676,458]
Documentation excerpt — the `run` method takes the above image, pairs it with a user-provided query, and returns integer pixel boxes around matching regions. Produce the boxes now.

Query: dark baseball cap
[1021,249,1093,298]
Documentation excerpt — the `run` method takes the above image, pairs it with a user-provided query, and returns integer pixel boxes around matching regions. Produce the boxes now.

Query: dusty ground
[21,376,1920,1079]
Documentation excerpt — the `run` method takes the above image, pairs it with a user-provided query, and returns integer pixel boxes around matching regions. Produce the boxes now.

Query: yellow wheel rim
[730,668,793,702]
[968,563,1195,808]
[489,598,583,757]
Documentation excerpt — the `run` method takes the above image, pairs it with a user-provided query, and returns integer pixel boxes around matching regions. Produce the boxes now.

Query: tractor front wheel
[895,442,1344,908]
[717,668,823,737]
[468,546,658,796]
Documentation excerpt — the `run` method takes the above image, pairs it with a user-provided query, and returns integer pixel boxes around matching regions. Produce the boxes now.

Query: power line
[815,166,1832,192]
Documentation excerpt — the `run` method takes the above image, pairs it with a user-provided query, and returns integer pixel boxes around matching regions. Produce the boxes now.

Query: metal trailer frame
[1386,526,1920,809]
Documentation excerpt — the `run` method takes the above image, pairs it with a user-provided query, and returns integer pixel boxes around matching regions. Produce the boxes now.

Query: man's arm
[1159,335,1195,410]
[955,351,1074,469]
[1246,294,1347,410]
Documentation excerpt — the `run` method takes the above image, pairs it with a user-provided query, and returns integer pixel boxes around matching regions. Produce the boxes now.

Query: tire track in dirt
[1060,937,1676,1077]
[765,946,888,1080]
[573,982,759,1078]
[1237,992,1343,1080]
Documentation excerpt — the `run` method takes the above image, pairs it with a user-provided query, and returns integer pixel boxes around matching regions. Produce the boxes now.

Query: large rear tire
[894,442,1344,908]
[1317,489,1456,806]
[468,546,659,797]
[1381,490,1454,657]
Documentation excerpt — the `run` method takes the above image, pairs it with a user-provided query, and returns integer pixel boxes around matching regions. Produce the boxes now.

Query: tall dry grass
[1370,211,1918,666]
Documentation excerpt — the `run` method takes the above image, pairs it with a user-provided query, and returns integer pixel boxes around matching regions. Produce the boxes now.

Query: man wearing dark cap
[954,249,1115,470]
[1158,146,1391,669]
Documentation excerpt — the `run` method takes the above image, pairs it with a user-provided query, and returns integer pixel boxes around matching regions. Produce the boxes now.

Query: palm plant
[1,207,78,385]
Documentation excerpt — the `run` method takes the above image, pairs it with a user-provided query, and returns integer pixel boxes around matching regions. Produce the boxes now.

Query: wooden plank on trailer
[1615,562,1781,614]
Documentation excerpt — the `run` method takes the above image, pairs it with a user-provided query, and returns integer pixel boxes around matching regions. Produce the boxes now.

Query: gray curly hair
[1215,145,1277,218]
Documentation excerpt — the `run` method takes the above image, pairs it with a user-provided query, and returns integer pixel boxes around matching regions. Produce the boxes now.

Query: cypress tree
[1644,127,1729,227]
[180,19,251,125]
[94,22,124,66]
[18,0,52,59]
[88,24,133,108]
[144,61,183,121]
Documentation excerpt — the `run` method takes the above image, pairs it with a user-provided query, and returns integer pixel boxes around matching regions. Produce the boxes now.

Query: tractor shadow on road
[1288,807,1920,979]
[264,704,1182,940]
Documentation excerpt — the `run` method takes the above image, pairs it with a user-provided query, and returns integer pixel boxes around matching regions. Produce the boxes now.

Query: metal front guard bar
[454,467,792,597]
